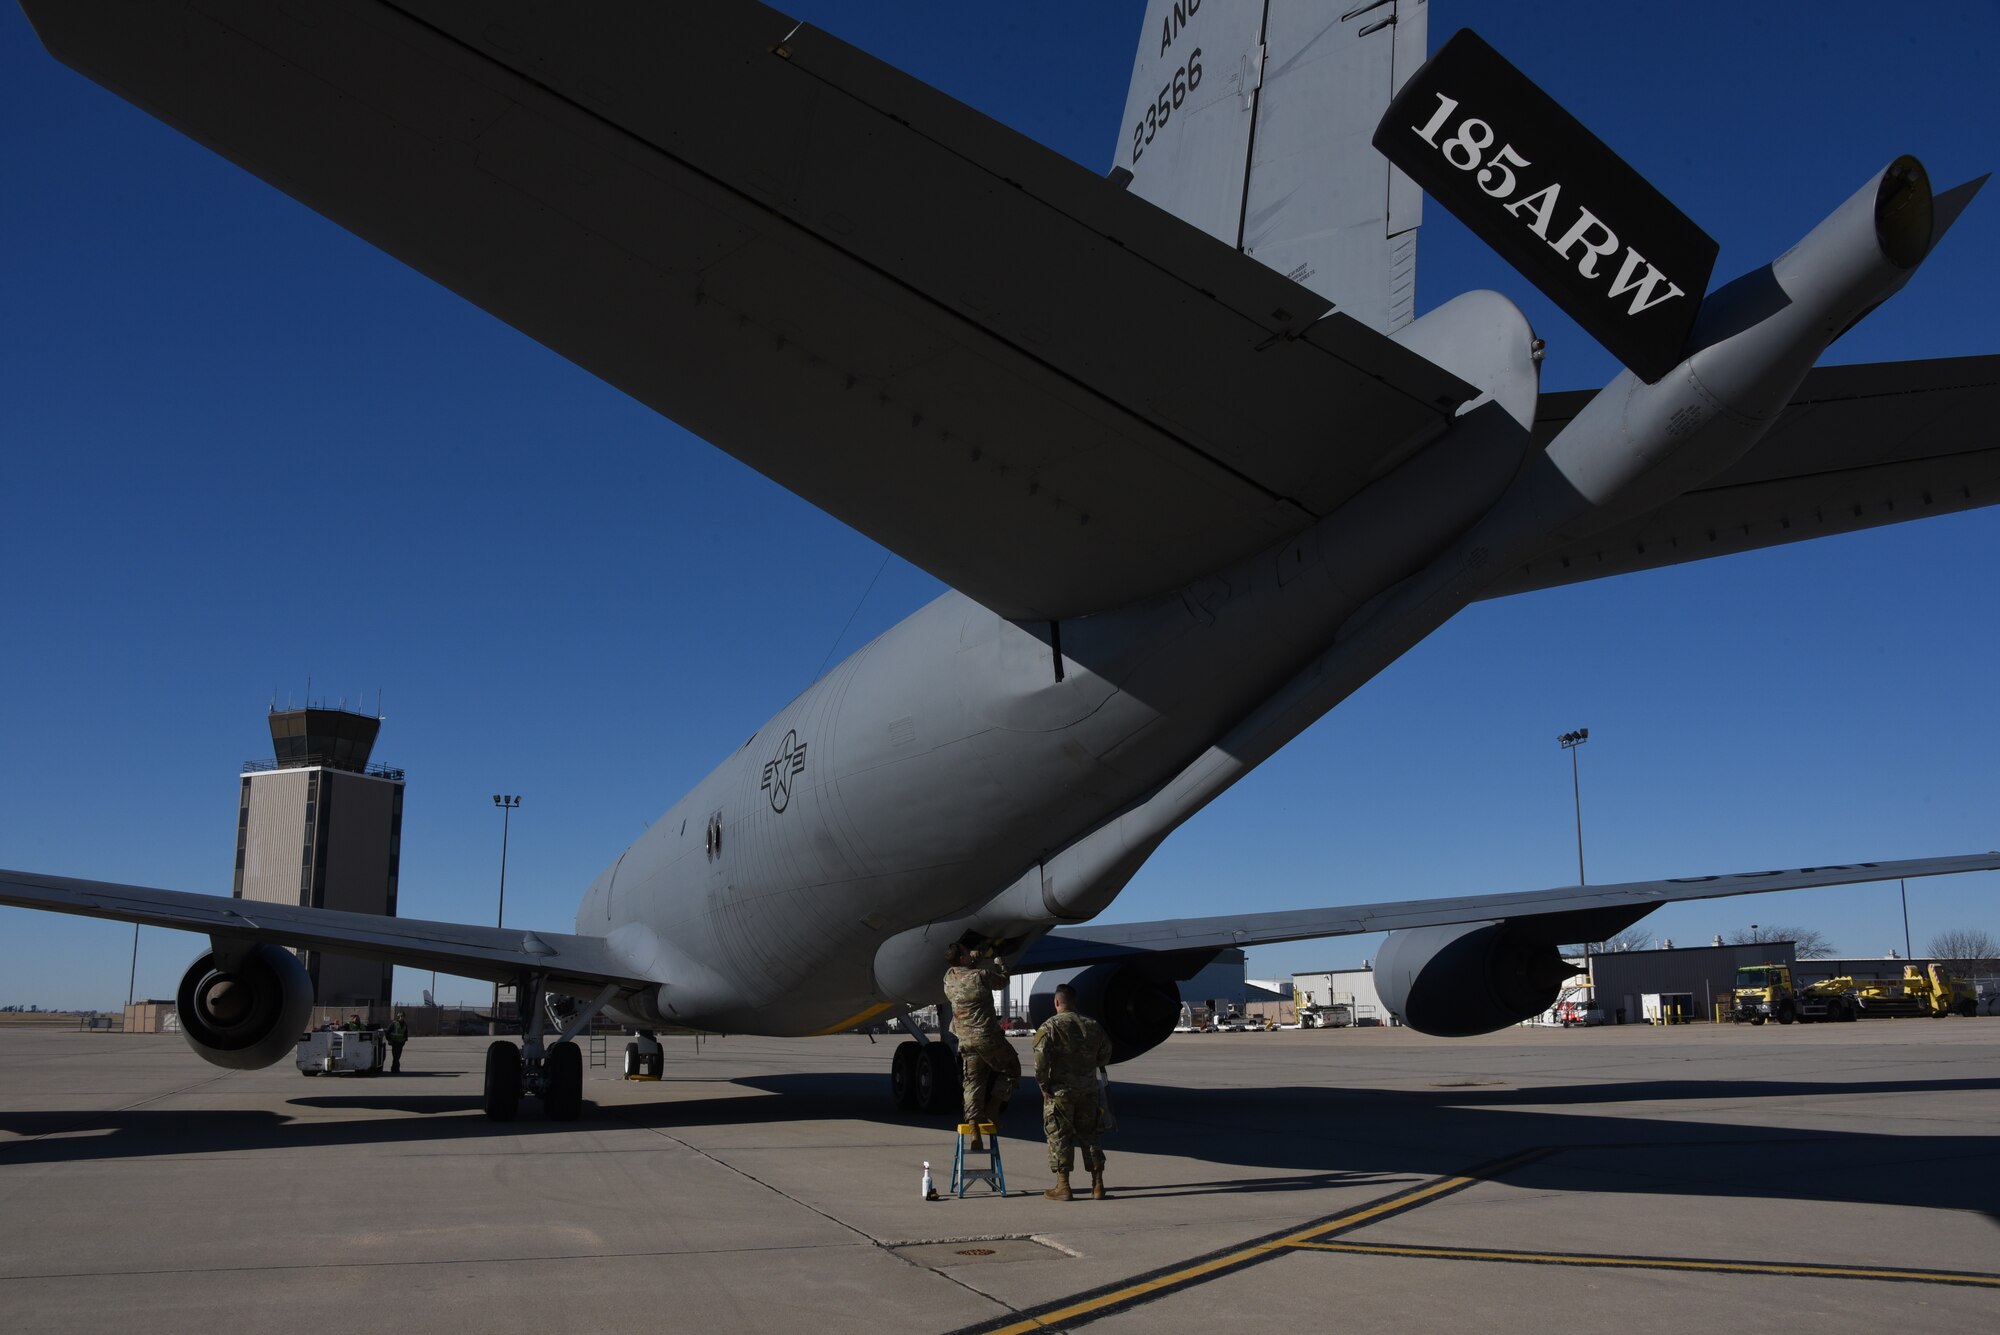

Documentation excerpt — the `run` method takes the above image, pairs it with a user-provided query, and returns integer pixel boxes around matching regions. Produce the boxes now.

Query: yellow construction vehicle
[1732,962,1976,1024]
[1839,963,1979,1018]
[1731,965,1857,1024]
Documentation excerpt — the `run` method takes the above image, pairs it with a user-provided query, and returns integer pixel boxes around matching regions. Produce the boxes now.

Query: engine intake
[1027,963,1183,1064]
[176,943,315,1070]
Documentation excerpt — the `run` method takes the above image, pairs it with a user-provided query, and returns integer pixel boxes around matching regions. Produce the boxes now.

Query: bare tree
[1729,924,1838,959]
[1926,927,2000,972]
[1559,928,1657,957]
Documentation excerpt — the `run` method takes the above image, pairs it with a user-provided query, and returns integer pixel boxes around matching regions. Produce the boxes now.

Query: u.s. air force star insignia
[760,729,808,813]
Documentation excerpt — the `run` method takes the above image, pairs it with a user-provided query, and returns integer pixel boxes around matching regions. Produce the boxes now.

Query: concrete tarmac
[2,1021,1996,1333]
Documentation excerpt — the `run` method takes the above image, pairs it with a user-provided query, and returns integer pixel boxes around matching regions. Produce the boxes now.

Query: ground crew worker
[388,1011,409,1073]
[1033,982,1112,1201]
[943,941,1018,1150]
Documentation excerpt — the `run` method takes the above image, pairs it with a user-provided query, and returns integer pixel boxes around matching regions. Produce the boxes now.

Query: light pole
[1558,728,1589,886]
[491,794,520,1035]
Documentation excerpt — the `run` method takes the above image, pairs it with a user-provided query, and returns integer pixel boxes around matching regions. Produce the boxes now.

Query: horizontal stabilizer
[1375,29,1717,381]
[1489,355,2000,597]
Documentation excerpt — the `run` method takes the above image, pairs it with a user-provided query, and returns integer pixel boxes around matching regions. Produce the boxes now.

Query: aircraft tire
[483,1041,521,1121]
[917,1043,958,1116]
[890,1040,920,1110]
[545,1041,583,1121]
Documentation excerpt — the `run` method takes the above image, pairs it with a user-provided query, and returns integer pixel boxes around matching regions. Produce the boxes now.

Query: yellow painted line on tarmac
[965,1150,1549,1335]
[1293,1241,2000,1290]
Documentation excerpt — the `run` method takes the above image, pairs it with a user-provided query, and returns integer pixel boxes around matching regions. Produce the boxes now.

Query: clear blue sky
[3,2,1995,1011]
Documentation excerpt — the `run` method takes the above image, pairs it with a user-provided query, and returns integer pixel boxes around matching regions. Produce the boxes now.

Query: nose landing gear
[623,1031,664,1079]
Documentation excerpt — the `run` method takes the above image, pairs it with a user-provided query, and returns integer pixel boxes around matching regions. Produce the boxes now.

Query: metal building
[233,706,404,1008]
[1292,966,1394,1025]
[1177,948,1253,1016]
[1586,941,1796,1023]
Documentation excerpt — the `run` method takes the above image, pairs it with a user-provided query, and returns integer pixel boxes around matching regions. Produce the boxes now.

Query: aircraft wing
[0,869,661,997]
[22,0,1470,621]
[1018,852,2000,971]
[1484,356,2000,598]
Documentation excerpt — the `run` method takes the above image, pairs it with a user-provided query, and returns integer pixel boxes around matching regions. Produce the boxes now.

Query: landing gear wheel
[890,1040,921,1110]
[483,1040,521,1121]
[646,1052,664,1078]
[545,1040,584,1121]
[916,1042,959,1116]
[624,1042,639,1078]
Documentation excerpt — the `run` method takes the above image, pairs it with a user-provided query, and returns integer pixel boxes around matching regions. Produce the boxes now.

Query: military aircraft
[4,1,1996,1121]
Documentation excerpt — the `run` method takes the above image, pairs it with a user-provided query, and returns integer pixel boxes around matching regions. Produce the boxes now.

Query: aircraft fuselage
[578,391,1531,1035]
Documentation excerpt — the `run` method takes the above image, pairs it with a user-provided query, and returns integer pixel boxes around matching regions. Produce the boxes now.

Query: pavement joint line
[0,1238,889,1283]
[607,1108,1042,1323]
[606,1102,895,1251]
[944,1147,1552,1335]
[1291,1241,2000,1289]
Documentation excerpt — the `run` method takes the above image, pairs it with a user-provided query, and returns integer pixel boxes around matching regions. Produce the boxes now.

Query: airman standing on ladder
[943,941,1017,1150]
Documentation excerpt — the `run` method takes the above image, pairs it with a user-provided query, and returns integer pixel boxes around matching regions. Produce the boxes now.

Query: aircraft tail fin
[1116,0,1428,334]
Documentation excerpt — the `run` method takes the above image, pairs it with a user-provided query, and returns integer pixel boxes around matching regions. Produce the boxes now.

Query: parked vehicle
[1732,962,1977,1024]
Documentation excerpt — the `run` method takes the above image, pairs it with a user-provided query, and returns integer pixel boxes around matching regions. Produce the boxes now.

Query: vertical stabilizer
[1117,0,1427,333]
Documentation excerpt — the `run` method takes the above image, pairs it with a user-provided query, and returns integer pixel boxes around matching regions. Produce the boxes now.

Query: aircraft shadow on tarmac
[5,1072,1997,1226]
[696,1072,2000,1223]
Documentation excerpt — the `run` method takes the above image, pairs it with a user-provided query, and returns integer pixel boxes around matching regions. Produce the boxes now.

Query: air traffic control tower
[233,707,404,1008]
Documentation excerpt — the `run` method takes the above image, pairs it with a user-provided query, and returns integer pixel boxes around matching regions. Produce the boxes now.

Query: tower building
[234,706,404,1008]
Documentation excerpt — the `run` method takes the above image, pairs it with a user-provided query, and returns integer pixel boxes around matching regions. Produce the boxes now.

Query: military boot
[1090,1170,1107,1200]
[1044,1173,1072,1202]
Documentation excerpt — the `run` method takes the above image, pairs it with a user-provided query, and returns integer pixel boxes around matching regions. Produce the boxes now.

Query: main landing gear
[482,975,617,1122]
[889,1017,959,1115]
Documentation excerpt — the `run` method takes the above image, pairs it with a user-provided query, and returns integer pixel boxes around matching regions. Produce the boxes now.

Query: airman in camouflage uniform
[944,942,1018,1148]
[1033,982,1113,1201]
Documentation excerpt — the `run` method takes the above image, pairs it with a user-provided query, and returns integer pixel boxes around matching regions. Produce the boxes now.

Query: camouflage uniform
[944,954,1018,1125]
[1033,1009,1112,1174]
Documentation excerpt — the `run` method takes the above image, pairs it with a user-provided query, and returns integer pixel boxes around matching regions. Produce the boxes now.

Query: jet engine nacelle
[175,943,315,1070]
[1027,963,1183,1064]
[1374,920,1573,1037]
